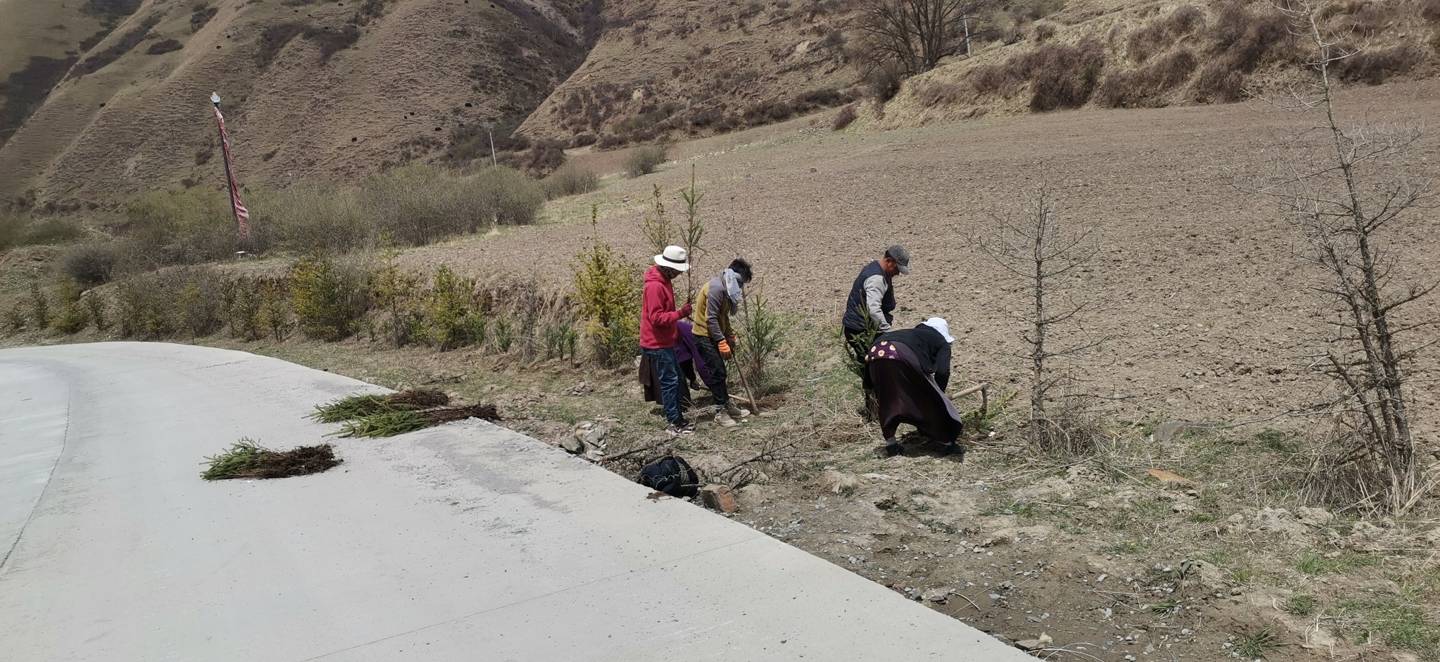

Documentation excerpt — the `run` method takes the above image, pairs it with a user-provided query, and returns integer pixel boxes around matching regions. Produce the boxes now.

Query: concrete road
[0,343,1028,661]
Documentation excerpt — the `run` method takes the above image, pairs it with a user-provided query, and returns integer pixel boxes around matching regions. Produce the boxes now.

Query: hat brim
[897,263,911,275]
[655,255,690,272]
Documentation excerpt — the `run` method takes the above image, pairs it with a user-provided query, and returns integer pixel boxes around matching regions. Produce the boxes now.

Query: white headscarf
[922,317,955,343]
[722,268,745,306]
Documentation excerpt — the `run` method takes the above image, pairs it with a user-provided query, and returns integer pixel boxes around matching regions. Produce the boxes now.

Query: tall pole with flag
[209,92,251,245]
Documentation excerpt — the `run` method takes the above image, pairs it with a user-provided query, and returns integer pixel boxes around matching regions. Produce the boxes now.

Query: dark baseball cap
[885,245,911,274]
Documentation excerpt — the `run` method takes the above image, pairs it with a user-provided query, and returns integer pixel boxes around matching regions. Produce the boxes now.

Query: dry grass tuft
[1096,49,1198,108]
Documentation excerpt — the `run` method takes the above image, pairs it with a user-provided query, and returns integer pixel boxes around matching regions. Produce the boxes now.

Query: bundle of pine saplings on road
[311,389,501,438]
[202,439,340,480]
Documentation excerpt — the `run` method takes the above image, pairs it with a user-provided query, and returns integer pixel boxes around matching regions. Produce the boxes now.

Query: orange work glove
[717,339,733,359]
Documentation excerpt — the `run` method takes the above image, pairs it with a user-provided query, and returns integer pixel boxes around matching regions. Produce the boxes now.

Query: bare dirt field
[403,78,1440,434]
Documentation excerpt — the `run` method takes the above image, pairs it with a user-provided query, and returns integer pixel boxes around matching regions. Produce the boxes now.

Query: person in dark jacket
[867,317,964,459]
[640,245,695,435]
[842,245,910,417]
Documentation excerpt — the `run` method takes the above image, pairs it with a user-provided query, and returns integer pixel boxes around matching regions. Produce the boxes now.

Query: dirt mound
[202,440,340,480]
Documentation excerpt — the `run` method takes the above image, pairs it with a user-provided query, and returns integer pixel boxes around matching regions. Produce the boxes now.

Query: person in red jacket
[641,245,696,434]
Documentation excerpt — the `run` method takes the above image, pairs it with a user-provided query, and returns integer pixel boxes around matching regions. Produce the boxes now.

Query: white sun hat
[655,245,690,272]
[922,317,955,343]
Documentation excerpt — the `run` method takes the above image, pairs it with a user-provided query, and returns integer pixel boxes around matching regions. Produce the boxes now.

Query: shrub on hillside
[1210,1,1291,73]
[624,145,668,178]
[28,281,49,330]
[52,283,90,335]
[1334,44,1423,85]
[424,266,486,350]
[146,38,183,55]
[507,139,567,177]
[21,217,85,246]
[469,166,546,226]
[289,256,370,341]
[250,184,371,254]
[114,266,225,338]
[360,165,489,245]
[124,188,240,266]
[864,64,904,103]
[62,242,119,286]
[1127,6,1204,62]
[1095,49,1198,108]
[0,212,25,250]
[1027,40,1107,111]
[542,163,600,199]
[832,104,858,130]
[573,208,639,366]
[1191,60,1246,102]
[303,24,360,62]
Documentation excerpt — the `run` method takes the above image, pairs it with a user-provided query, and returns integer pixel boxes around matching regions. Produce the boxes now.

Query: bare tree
[979,184,1103,455]
[1258,3,1437,514]
[857,0,975,77]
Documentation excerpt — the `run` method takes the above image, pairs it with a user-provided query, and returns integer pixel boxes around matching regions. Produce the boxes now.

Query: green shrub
[113,267,224,338]
[28,281,49,329]
[290,256,370,341]
[542,163,600,199]
[52,301,90,334]
[61,241,119,286]
[258,279,294,341]
[360,165,487,245]
[424,266,486,350]
[223,277,264,340]
[492,317,515,352]
[624,144,668,177]
[736,288,786,393]
[0,212,26,250]
[250,184,371,255]
[84,294,107,331]
[370,259,423,347]
[5,303,26,333]
[20,217,85,246]
[468,166,546,226]
[573,207,639,365]
[123,188,241,266]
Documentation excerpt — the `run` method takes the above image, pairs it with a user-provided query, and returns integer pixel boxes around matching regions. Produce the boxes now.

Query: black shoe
[873,442,904,459]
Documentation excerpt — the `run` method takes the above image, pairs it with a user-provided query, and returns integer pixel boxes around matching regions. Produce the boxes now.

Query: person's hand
[678,303,693,318]
[717,339,733,359]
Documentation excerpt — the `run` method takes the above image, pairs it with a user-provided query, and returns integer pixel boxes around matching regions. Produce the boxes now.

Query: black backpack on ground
[638,456,700,498]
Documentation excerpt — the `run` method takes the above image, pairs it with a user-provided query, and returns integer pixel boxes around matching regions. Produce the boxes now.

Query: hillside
[3,0,1439,208]
[517,0,859,146]
[0,0,601,205]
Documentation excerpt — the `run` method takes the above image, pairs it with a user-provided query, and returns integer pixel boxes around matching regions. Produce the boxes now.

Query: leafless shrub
[1191,60,1247,102]
[1333,44,1423,85]
[1210,0,1293,73]
[979,184,1104,457]
[856,0,976,77]
[1027,40,1107,111]
[966,39,1107,110]
[1095,48,1198,107]
[831,104,858,130]
[1257,2,1437,515]
[1127,5,1204,62]
[1032,20,1057,42]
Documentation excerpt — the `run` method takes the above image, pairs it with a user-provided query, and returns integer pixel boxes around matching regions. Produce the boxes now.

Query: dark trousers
[694,336,730,407]
[642,347,683,424]
[844,326,879,419]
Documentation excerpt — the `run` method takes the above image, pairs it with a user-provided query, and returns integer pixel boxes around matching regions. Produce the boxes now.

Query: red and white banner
[212,104,251,241]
